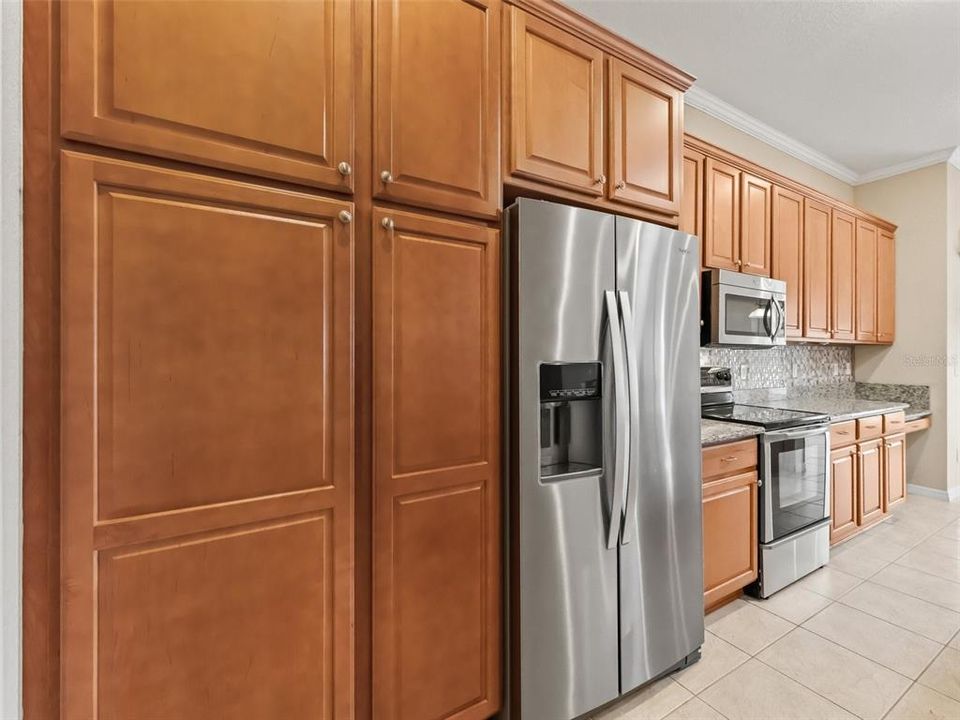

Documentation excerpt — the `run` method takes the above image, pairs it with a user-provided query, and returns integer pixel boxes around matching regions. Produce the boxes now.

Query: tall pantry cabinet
[49,1,501,719]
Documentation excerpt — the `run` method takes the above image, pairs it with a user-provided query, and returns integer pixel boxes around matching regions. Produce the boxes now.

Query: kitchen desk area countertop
[701,419,762,447]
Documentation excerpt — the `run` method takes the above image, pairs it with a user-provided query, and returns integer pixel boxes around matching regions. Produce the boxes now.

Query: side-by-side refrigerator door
[514,200,621,720]
[615,217,705,692]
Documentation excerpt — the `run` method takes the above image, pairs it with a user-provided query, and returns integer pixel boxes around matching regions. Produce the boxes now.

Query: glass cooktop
[701,403,830,431]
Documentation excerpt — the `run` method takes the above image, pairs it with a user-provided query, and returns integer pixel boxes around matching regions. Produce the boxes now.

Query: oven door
[714,283,785,347]
[760,426,830,544]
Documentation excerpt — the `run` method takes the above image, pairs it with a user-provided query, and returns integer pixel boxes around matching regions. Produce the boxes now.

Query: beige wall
[853,164,956,495]
[685,107,856,203]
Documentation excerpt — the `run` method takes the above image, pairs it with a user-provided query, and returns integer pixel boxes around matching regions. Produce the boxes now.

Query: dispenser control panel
[539,362,601,402]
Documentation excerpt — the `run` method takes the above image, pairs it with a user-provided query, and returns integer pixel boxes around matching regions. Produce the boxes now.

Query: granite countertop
[904,407,932,422]
[758,396,909,423]
[701,419,762,447]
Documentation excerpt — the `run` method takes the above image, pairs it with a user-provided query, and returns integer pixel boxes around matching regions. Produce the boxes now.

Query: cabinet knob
[381,217,395,230]
[616,181,625,190]
[736,260,743,268]
[596,174,606,185]
[380,170,394,184]
[337,161,352,177]
[338,210,353,224]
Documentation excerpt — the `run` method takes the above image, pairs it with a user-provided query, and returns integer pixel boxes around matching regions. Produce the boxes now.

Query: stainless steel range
[701,367,831,597]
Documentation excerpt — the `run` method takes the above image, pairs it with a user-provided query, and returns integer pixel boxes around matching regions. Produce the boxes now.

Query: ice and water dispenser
[539,362,602,480]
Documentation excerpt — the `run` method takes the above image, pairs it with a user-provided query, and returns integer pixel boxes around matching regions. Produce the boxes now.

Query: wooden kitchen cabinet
[878,228,896,343]
[372,207,501,720]
[830,445,859,545]
[771,186,804,337]
[803,198,832,339]
[703,158,741,271]
[61,0,356,191]
[506,7,604,196]
[884,433,907,510]
[856,220,879,343]
[740,173,772,276]
[857,438,885,528]
[680,148,705,238]
[607,58,682,215]
[374,0,500,219]
[60,152,355,719]
[831,209,857,341]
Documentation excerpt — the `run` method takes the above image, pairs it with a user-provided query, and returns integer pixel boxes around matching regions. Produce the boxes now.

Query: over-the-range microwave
[701,269,786,348]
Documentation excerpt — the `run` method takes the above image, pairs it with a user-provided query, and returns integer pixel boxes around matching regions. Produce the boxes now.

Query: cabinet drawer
[883,411,906,435]
[856,415,883,441]
[830,421,856,448]
[702,439,757,481]
[904,416,931,434]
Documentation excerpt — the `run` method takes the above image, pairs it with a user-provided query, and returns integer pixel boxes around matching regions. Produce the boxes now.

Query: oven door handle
[763,425,830,443]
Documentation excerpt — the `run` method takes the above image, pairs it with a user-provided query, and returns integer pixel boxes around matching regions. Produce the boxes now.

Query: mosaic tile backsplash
[699,345,853,391]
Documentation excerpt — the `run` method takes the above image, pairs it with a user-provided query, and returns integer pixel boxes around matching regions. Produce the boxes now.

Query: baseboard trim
[906,483,960,503]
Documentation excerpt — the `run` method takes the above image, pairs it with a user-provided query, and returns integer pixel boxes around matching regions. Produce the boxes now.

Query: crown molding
[684,86,860,185]
[685,86,960,187]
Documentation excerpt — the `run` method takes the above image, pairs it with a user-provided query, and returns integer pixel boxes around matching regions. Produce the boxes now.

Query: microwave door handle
[618,291,640,545]
[773,299,784,339]
[762,300,773,338]
[604,290,628,550]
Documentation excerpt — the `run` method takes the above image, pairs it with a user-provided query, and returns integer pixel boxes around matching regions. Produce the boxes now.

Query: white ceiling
[567,0,960,184]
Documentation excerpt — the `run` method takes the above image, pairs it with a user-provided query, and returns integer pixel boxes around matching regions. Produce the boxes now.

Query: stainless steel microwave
[701,269,786,347]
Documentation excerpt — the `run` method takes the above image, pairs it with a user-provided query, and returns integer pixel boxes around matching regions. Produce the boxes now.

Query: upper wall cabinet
[771,186,803,337]
[877,229,896,344]
[680,148,705,239]
[374,0,501,219]
[61,0,355,191]
[831,209,857,342]
[803,198,832,340]
[740,173,772,276]
[856,220,879,343]
[703,158,741,271]
[607,59,682,215]
[506,8,605,196]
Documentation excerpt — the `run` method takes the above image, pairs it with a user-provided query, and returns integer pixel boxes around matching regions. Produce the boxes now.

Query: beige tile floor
[593,494,960,720]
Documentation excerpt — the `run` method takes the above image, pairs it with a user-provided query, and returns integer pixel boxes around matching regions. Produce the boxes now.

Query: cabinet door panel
[61,152,354,719]
[878,229,896,343]
[831,209,856,341]
[608,58,681,215]
[374,0,500,218]
[856,220,879,342]
[740,173,772,276]
[858,439,885,527]
[61,0,354,190]
[680,148,704,240]
[702,471,758,607]
[508,8,604,195]
[884,434,906,509]
[771,186,803,337]
[803,198,832,339]
[830,445,858,545]
[703,158,740,271]
[373,208,501,720]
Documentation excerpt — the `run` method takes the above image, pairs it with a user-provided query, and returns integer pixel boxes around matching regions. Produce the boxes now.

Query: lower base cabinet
[830,445,859,544]
[884,433,907,509]
[372,207,502,720]
[858,438,885,528]
[702,440,758,609]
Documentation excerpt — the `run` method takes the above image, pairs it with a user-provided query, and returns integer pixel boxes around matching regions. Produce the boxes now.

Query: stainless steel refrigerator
[506,199,703,720]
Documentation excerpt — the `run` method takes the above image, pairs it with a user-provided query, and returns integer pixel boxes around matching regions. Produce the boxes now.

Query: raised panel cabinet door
[680,148,705,239]
[884,433,907,510]
[607,57,682,216]
[831,209,857,341]
[856,220,879,342]
[60,152,354,719]
[803,198,832,339]
[771,186,804,337]
[702,471,758,608]
[830,445,858,545]
[372,208,501,720]
[858,439,885,527]
[703,158,741,271]
[739,173,772,276]
[61,0,355,191]
[878,229,896,343]
[374,0,500,219]
[507,7,605,195]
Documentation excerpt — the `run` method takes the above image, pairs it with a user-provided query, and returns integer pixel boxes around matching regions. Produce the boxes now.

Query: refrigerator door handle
[618,291,640,545]
[605,290,629,550]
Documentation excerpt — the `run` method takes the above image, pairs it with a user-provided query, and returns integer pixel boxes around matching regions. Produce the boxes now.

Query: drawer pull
[721,455,738,462]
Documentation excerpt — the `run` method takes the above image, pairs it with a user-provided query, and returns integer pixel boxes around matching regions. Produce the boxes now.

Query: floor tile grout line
[889,557,960,587]
[833,583,960,644]
[879,680,915,720]
[748,654,871,720]
[913,644,957,697]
